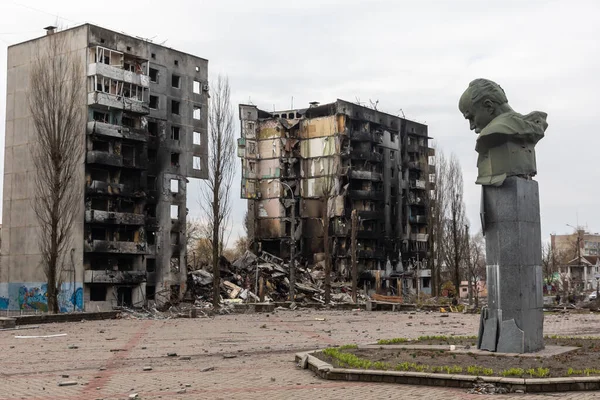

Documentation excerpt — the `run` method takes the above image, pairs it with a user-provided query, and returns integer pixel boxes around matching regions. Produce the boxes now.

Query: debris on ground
[467,380,508,395]
[185,250,366,307]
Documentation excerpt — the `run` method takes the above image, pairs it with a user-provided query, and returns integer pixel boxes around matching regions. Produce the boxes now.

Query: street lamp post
[280,181,296,303]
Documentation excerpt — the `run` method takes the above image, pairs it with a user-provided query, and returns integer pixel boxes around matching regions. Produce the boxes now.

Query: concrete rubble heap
[186,250,361,306]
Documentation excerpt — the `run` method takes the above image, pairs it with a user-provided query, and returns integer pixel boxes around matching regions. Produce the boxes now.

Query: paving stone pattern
[0,310,599,399]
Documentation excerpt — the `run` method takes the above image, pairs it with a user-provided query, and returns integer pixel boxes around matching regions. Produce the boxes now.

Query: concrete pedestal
[477,177,544,353]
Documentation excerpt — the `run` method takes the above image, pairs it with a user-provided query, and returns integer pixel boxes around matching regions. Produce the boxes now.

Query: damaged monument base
[477,177,544,353]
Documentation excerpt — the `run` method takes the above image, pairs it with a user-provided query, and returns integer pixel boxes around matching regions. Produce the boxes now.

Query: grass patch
[377,338,410,345]
[500,367,550,378]
[567,368,600,376]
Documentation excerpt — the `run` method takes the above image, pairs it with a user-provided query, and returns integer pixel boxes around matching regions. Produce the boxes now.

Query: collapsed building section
[238,99,434,295]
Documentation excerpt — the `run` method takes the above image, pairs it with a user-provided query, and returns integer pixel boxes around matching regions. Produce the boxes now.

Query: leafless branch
[199,75,236,308]
[28,32,84,313]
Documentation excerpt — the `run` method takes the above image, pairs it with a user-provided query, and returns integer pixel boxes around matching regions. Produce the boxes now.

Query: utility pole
[351,209,358,303]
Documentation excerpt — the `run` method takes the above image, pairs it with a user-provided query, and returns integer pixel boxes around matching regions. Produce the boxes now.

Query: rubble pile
[186,250,360,305]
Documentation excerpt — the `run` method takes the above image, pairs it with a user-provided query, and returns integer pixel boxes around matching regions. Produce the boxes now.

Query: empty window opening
[171,100,180,115]
[248,161,256,173]
[174,59,179,66]
[170,205,179,220]
[147,175,157,190]
[146,285,156,300]
[91,228,106,241]
[148,121,158,136]
[170,179,179,193]
[145,204,156,217]
[100,38,105,44]
[122,145,135,166]
[193,131,201,145]
[171,153,180,166]
[193,156,201,170]
[148,150,157,164]
[117,287,132,307]
[193,80,200,94]
[149,95,159,109]
[147,231,156,245]
[93,111,109,123]
[120,199,135,213]
[126,46,131,51]
[91,140,109,152]
[170,232,179,245]
[390,150,395,160]
[171,126,180,140]
[90,285,107,302]
[193,106,201,120]
[121,115,135,128]
[146,259,156,273]
[90,169,109,182]
[149,68,159,83]
[195,66,199,72]
[91,198,109,211]
[171,74,181,88]
[151,53,156,59]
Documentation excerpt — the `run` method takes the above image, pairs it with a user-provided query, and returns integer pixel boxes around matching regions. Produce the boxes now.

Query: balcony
[409,215,427,224]
[88,92,149,115]
[84,270,146,284]
[358,210,381,220]
[349,189,384,200]
[87,121,147,142]
[350,170,383,181]
[86,181,146,197]
[88,63,150,88]
[406,144,420,153]
[85,210,145,225]
[407,161,423,170]
[357,248,385,259]
[87,150,122,167]
[349,150,383,163]
[407,194,425,205]
[410,233,429,242]
[349,131,383,143]
[84,240,147,254]
[409,180,427,190]
[428,164,436,174]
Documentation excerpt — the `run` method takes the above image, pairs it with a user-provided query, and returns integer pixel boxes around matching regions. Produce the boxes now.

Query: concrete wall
[1,26,89,311]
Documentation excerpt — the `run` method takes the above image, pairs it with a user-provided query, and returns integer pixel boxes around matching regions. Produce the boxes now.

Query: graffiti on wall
[0,282,84,312]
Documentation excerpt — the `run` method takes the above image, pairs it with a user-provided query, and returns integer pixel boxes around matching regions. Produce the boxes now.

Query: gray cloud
[1,0,599,244]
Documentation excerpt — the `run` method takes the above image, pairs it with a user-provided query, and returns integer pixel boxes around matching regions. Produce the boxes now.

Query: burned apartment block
[238,100,433,293]
[1,24,208,312]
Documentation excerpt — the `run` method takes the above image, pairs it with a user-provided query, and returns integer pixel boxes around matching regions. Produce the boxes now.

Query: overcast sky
[1,0,599,245]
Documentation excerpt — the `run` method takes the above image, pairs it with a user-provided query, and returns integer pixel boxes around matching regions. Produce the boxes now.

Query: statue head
[459,79,512,133]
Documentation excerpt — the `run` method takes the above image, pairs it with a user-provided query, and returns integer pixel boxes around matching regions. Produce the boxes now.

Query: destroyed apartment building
[238,99,434,295]
[0,24,208,312]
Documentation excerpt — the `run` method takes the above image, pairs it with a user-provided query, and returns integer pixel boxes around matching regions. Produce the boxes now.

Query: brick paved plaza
[1,310,599,399]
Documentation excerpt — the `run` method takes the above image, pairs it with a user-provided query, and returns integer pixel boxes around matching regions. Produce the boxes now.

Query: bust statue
[459,79,548,186]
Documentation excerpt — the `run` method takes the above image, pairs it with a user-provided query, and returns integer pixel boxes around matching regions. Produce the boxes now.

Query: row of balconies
[88,62,150,88]
[85,210,145,226]
[84,240,147,254]
[84,269,147,284]
[87,150,148,169]
[87,121,147,142]
[86,180,145,197]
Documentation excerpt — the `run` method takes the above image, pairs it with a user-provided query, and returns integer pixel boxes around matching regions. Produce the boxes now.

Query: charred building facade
[238,100,433,286]
[1,24,208,312]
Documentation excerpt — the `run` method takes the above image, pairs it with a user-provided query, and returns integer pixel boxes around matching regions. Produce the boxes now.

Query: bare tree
[465,231,486,307]
[28,32,84,313]
[441,154,468,298]
[428,147,447,297]
[200,75,236,308]
[542,242,560,293]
